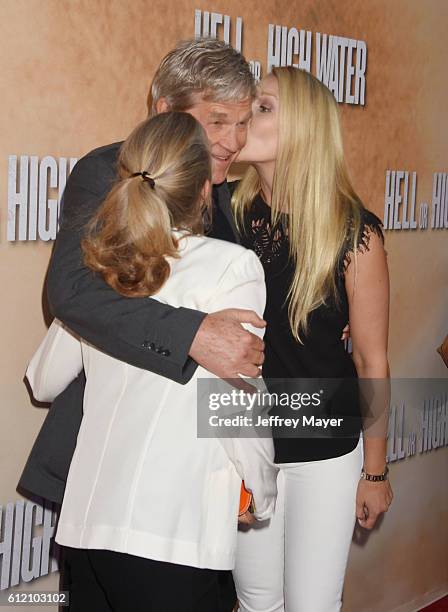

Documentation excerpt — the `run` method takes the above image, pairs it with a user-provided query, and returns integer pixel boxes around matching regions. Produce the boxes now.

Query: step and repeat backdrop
[0,1,447,610]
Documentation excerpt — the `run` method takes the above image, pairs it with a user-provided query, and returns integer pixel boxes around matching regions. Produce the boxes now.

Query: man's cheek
[204,125,220,144]
[238,129,249,149]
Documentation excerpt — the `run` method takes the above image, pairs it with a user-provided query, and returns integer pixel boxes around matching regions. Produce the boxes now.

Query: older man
[19,38,263,612]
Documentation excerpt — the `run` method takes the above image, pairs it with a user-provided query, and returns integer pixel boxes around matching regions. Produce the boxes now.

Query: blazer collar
[213,182,242,245]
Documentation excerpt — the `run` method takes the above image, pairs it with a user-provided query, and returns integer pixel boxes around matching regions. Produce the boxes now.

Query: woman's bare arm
[345,230,393,529]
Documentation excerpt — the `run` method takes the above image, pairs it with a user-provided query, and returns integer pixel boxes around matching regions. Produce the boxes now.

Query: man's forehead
[190,93,252,115]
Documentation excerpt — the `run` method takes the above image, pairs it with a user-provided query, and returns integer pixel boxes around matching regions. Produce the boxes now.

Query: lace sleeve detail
[340,208,385,274]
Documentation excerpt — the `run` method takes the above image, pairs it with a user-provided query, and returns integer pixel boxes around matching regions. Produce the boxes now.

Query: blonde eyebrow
[258,90,277,98]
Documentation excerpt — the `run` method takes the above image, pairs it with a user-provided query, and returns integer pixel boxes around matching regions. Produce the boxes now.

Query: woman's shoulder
[156,234,263,310]
[358,207,384,238]
[348,205,384,241]
[175,232,259,271]
[340,206,385,273]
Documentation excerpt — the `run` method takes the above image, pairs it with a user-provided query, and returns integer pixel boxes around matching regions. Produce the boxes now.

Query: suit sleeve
[26,320,83,403]
[206,250,279,521]
[47,152,206,385]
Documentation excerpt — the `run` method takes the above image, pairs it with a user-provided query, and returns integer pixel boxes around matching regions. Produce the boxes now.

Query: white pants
[233,435,363,612]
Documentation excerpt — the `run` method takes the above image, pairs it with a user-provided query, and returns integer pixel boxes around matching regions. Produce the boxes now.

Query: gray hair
[148,38,256,114]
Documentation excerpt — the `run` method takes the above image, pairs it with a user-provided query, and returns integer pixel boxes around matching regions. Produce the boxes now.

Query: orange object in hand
[239,481,255,516]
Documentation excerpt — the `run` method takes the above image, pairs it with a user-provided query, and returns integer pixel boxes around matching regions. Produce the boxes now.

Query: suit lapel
[215,182,242,245]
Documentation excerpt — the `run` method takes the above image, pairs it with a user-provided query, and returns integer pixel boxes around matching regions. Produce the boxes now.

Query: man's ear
[155,97,170,114]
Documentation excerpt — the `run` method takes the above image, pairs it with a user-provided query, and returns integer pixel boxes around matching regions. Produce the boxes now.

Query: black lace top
[239,192,385,463]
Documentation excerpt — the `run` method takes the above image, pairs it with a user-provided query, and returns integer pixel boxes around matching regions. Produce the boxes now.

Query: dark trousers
[60,547,237,612]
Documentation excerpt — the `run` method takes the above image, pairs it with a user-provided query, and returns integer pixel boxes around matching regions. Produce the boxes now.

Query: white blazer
[26,232,278,570]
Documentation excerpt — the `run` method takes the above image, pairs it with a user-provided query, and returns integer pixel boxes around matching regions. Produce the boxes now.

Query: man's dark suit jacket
[18,142,241,503]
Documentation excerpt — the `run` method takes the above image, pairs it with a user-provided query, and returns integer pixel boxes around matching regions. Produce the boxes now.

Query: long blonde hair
[232,67,363,342]
[82,112,211,297]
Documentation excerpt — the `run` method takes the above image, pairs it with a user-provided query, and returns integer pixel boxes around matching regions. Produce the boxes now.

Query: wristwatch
[360,465,389,482]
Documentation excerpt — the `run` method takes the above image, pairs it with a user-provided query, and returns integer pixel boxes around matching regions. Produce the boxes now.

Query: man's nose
[220,125,241,153]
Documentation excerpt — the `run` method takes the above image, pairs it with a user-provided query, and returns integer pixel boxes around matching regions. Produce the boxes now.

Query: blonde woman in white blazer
[26,113,277,611]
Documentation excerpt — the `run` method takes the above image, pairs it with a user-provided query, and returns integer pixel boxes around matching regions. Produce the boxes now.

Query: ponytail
[81,112,211,297]
[82,176,179,297]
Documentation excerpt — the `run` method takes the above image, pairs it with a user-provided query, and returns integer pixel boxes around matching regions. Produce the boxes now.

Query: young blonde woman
[230,68,393,611]
[26,111,277,612]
